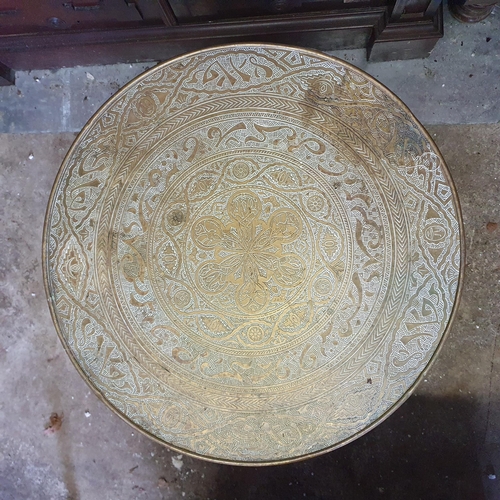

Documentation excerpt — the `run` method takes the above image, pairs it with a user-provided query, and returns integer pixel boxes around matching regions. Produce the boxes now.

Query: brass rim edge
[42,42,465,466]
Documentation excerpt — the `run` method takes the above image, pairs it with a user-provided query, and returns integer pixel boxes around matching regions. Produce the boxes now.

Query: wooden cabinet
[0,0,443,85]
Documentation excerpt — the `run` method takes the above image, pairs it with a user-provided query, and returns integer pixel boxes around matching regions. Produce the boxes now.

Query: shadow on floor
[208,394,485,500]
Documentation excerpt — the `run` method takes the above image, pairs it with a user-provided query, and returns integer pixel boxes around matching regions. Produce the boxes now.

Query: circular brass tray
[43,44,463,465]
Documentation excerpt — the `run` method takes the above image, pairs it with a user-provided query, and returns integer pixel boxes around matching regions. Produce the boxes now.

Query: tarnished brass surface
[43,44,463,465]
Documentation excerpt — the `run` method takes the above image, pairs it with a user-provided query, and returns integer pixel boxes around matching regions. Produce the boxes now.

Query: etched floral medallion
[143,152,351,356]
[44,44,462,464]
[191,190,306,314]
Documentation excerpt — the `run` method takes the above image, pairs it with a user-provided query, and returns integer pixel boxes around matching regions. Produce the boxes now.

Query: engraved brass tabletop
[43,44,463,465]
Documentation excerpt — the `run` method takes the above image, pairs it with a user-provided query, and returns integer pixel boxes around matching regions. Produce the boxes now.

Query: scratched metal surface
[43,44,463,465]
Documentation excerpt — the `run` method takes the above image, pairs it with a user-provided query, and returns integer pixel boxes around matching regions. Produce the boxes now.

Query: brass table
[43,44,463,465]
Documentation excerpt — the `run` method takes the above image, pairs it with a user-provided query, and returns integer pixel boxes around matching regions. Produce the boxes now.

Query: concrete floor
[0,123,499,499]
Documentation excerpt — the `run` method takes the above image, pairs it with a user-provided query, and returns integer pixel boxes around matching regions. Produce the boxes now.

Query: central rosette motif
[191,191,306,314]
